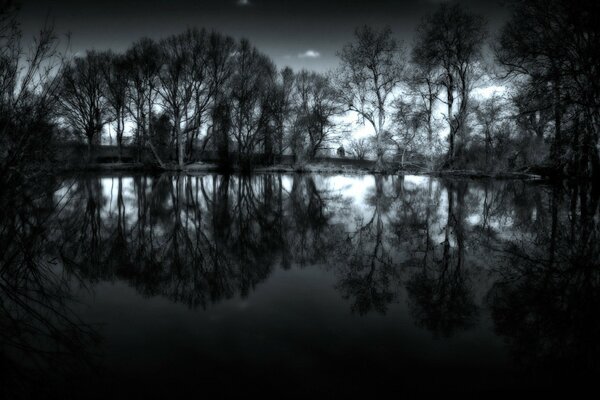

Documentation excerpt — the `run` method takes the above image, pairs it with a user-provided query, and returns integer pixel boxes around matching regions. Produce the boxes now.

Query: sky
[20,0,509,73]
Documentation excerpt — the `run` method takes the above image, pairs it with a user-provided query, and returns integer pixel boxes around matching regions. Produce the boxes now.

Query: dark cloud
[19,0,508,71]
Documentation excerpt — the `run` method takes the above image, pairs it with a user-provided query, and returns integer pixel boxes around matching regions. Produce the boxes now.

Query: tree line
[54,33,343,170]
[1,0,599,177]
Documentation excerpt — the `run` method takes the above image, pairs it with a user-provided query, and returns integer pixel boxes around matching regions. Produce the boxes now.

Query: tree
[158,29,203,168]
[229,39,276,168]
[277,67,295,158]
[512,83,552,144]
[291,70,340,160]
[406,64,440,146]
[473,94,505,169]
[186,29,212,160]
[1,0,64,178]
[404,66,446,168]
[202,31,236,153]
[390,99,426,169]
[99,51,128,161]
[337,25,405,170]
[259,67,296,163]
[211,97,232,168]
[497,0,600,177]
[124,38,162,163]
[349,138,371,161]
[413,3,486,166]
[57,51,109,159]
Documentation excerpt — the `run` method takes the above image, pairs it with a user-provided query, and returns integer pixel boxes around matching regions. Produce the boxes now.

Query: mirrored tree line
[3,174,599,373]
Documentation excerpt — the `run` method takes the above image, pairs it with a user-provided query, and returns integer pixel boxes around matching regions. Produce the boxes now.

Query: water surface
[1,173,598,397]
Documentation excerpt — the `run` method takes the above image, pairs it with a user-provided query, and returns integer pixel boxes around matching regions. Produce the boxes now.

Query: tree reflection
[487,182,600,378]
[335,176,400,315]
[3,171,599,394]
[0,177,100,398]
[404,180,478,337]
[54,174,343,309]
[289,175,337,265]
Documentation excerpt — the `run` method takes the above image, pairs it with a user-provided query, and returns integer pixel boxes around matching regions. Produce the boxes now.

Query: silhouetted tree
[407,63,440,145]
[413,3,486,165]
[276,66,296,159]
[0,1,63,181]
[211,96,232,168]
[348,138,371,160]
[158,29,206,168]
[496,0,600,177]
[291,70,340,161]
[99,51,129,160]
[201,31,236,152]
[124,37,162,163]
[473,94,507,170]
[229,39,276,169]
[337,25,405,170]
[390,98,427,168]
[57,51,109,159]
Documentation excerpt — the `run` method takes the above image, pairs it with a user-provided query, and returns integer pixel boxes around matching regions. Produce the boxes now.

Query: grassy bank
[53,160,546,180]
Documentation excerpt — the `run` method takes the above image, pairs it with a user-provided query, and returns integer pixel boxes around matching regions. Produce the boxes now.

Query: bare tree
[337,25,405,170]
[99,51,128,161]
[57,51,109,159]
[277,67,295,158]
[291,70,340,160]
[512,83,552,144]
[1,0,64,177]
[390,99,426,168]
[202,31,236,152]
[413,3,486,166]
[497,0,600,176]
[187,29,212,160]
[158,29,204,168]
[206,31,236,99]
[260,66,296,162]
[406,63,440,146]
[474,94,505,168]
[229,39,276,168]
[349,138,371,161]
[124,38,162,163]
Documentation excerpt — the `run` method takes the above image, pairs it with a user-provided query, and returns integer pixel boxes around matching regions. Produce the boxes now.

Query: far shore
[54,161,546,180]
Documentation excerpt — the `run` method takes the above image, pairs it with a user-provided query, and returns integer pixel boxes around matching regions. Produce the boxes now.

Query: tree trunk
[401,148,406,170]
[446,75,455,166]
[148,139,167,169]
[176,115,184,169]
[117,113,123,162]
[375,105,385,171]
[87,139,93,163]
[551,76,562,167]
[278,121,284,163]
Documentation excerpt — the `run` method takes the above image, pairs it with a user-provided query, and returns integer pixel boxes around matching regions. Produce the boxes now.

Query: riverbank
[57,161,545,180]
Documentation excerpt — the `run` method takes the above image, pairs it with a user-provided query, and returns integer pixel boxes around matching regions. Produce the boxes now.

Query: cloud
[236,0,251,6]
[298,50,321,59]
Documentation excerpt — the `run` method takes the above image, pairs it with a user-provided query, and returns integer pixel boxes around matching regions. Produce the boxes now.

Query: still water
[1,173,599,397]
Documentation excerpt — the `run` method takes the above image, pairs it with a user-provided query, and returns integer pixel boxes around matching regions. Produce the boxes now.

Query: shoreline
[54,161,546,180]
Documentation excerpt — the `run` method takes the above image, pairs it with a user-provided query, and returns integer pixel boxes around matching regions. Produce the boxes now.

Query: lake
[1,173,598,397]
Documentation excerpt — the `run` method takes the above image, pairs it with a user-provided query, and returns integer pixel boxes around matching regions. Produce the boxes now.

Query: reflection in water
[1,173,599,395]
[405,180,479,338]
[486,182,600,381]
[335,176,400,315]
[0,178,100,399]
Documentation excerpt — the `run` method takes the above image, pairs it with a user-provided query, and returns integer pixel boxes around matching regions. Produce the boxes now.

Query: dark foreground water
[1,173,599,398]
